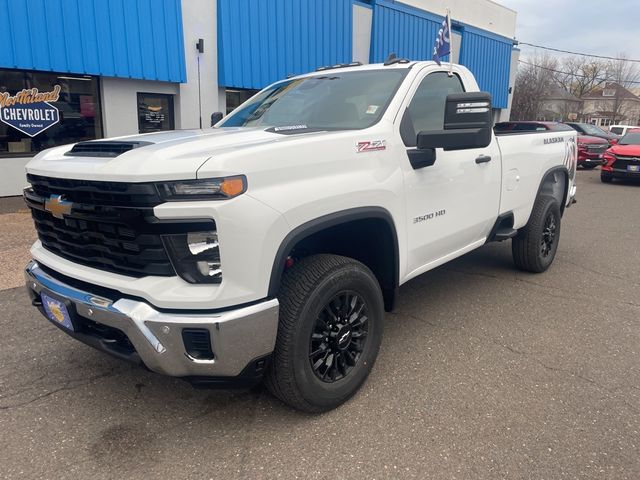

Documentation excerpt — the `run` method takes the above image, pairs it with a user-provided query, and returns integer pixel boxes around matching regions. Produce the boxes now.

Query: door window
[401,72,465,147]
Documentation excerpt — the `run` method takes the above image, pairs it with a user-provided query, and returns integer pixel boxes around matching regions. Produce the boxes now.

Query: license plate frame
[41,292,75,332]
[627,164,640,172]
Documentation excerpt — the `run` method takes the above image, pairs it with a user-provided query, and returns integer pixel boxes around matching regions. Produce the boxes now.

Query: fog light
[196,260,222,278]
[188,232,218,255]
[163,230,222,284]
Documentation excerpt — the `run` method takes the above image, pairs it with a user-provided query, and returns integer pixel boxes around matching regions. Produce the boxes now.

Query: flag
[432,12,451,66]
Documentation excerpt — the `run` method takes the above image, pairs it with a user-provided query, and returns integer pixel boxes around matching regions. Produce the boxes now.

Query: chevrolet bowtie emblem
[44,194,73,219]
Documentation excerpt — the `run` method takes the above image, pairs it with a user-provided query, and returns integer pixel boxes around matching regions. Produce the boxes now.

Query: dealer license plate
[41,293,74,331]
[627,165,640,172]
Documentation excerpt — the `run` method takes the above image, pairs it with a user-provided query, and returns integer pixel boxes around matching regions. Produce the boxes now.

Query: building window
[137,93,175,134]
[0,69,102,156]
[226,89,258,115]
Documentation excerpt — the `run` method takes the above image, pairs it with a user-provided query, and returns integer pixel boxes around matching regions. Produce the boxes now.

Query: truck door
[399,70,501,277]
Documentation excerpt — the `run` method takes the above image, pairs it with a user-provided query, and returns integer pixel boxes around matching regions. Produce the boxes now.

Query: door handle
[475,155,492,164]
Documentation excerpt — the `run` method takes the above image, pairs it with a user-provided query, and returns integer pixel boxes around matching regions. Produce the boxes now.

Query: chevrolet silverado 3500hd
[24,62,577,412]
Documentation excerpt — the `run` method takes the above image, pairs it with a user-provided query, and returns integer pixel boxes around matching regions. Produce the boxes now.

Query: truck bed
[495,130,576,228]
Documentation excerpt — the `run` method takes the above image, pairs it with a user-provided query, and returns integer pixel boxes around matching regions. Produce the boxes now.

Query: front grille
[613,155,640,170]
[26,176,174,278]
[27,174,162,207]
[30,205,175,277]
[586,144,607,154]
[25,176,216,278]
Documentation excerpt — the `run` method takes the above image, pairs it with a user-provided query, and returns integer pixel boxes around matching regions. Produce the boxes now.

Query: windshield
[609,127,624,135]
[580,123,608,136]
[219,70,407,131]
[619,132,640,145]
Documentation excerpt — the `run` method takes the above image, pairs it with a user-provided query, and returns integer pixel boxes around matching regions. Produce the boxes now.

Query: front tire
[265,254,384,412]
[512,195,561,273]
[601,171,613,183]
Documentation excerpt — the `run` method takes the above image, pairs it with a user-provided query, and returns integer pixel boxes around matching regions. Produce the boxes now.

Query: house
[581,83,640,127]
[539,87,582,122]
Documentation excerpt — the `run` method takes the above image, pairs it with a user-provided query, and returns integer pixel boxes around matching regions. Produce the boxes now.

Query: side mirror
[210,112,224,126]
[417,92,493,151]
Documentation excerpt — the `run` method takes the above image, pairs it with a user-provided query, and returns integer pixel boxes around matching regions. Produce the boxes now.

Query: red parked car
[577,134,609,169]
[494,121,608,168]
[601,129,640,183]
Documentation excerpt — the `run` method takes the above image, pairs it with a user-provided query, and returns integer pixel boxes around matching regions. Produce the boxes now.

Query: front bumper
[25,261,279,382]
[602,167,640,178]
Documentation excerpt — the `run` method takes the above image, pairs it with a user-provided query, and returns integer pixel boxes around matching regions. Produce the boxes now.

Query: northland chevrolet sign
[0,86,61,137]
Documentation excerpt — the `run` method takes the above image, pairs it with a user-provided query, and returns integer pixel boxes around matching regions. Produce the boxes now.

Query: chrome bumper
[25,261,279,378]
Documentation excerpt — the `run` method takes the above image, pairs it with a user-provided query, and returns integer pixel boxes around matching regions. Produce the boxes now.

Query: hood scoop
[65,141,153,158]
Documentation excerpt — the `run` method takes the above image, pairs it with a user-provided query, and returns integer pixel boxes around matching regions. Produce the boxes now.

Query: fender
[534,165,570,215]
[267,207,400,308]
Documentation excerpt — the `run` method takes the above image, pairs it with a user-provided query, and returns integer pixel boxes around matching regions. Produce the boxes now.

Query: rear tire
[512,195,561,273]
[265,254,384,412]
[601,172,613,183]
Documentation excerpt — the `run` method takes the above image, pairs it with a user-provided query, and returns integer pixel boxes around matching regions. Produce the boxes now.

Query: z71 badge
[356,140,386,153]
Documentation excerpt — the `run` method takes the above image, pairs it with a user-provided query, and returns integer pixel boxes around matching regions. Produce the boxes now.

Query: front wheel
[601,172,613,183]
[512,195,561,273]
[265,254,384,412]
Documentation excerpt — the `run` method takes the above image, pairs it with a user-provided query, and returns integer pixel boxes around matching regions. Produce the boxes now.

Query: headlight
[163,231,222,283]
[156,176,246,200]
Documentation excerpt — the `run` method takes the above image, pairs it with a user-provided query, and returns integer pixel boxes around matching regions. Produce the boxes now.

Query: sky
[496,0,640,61]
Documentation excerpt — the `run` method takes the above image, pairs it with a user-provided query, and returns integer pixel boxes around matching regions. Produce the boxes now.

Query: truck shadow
[6,239,525,471]
[79,241,518,418]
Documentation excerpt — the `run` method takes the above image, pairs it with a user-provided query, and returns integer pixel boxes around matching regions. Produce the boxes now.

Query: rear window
[610,127,624,135]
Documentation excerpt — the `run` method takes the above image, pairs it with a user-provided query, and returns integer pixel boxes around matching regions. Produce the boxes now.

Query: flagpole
[447,8,453,76]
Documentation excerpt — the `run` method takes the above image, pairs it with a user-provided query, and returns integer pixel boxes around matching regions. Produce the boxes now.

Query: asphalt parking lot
[1,169,639,480]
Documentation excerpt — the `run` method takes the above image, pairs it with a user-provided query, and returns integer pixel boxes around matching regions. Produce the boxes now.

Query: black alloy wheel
[309,292,368,383]
[540,212,557,258]
[512,195,561,273]
[265,254,384,412]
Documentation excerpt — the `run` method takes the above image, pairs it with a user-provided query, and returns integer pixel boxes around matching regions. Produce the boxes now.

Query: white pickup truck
[24,61,577,412]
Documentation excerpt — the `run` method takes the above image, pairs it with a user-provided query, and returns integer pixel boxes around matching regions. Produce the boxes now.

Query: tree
[555,56,609,98]
[511,54,558,120]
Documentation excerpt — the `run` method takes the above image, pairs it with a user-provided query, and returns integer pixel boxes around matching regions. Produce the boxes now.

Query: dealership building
[0,0,517,196]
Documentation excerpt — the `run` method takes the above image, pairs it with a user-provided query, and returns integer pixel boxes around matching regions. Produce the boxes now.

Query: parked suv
[601,129,640,183]
[565,122,619,145]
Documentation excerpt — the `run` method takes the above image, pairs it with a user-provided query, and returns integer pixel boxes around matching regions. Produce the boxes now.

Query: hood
[608,143,640,156]
[577,135,608,145]
[25,128,325,182]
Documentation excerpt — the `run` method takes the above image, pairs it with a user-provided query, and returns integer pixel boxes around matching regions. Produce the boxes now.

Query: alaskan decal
[0,86,61,137]
[543,137,564,145]
[356,140,386,153]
